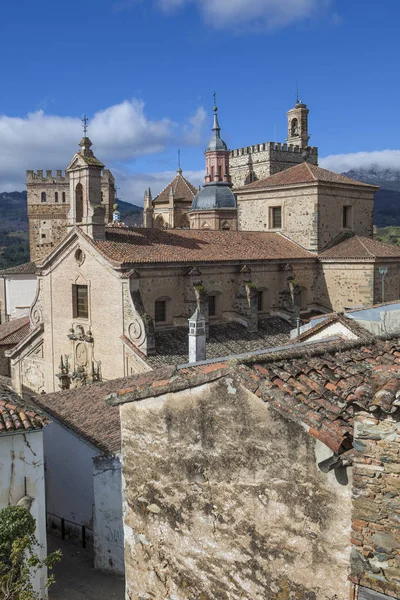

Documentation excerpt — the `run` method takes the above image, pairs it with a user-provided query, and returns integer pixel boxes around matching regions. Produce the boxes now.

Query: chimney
[188,308,206,363]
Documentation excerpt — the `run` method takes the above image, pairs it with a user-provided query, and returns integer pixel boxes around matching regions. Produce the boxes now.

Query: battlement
[26,169,68,183]
[230,142,318,158]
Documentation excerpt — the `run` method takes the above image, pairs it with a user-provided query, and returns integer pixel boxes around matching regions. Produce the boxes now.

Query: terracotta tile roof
[31,369,175,454]
[91,229,314,265]
[319,235,400,259]
[238,162,378,191]
[0,262,37,276]
[146,317,292,368]
[0,384,47,434]
[0,316,30,347]
[153,171,198,204]
[112,336,400,454]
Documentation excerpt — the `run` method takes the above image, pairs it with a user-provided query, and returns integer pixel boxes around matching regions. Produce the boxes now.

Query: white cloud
[320,150,400,174]
[183,106,207,146]
[0,100,207,203]
[158,0,333,30]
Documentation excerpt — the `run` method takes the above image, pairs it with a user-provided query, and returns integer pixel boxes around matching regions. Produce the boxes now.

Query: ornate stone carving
[30,279,44,327]
[123,282,155,355]
[75,343,87,366]
[23,361,44,393]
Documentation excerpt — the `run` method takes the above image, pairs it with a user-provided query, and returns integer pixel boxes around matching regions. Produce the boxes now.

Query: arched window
[62,192,66,203]
[75,183,83,223]
[154,215,165,229]
[179,214,190,229]
[41,192,46,203]
[291,118,299,137]
[54,192,58,203]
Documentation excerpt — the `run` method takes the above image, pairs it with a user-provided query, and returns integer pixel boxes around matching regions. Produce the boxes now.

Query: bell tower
[287,97,310,149]
[66,129,107,240]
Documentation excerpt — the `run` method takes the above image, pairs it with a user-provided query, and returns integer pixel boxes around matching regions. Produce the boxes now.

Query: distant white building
[0,262,37,322]
[0,383,48,597]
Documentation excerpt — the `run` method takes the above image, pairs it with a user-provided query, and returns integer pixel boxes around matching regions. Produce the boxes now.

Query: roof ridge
[154,173,180,201]
[305,162,317,181]
[357,235,375,258]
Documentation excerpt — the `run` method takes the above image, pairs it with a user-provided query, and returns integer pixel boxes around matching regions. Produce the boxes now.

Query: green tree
[0,506,61,600]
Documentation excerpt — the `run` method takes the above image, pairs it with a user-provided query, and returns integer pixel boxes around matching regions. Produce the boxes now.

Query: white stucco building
[0,383,48,597]
[0,261,37,322]
[31,375,129,575]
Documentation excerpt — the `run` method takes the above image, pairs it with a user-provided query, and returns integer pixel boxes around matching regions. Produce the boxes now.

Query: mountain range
[0,166,400,269]
[342,168,400,228]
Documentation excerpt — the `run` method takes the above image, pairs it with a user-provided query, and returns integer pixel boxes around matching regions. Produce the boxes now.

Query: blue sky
[0,0,399,203]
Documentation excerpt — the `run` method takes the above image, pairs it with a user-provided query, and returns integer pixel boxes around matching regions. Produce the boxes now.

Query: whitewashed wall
[3,275,37,319]
[0,430,47,598]
[44,420,99,535]
[93,454,124,574]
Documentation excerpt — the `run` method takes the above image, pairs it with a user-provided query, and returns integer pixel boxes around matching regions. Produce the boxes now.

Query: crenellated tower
[229,98,318,188]
[27,126,116,262]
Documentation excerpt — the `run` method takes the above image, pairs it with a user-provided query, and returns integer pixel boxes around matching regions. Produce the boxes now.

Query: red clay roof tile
[238,162,377,191]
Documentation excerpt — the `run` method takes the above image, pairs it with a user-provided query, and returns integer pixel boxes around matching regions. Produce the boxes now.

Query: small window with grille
[270,207,282,229]
[72,285,89,319]
[55,192,58,203]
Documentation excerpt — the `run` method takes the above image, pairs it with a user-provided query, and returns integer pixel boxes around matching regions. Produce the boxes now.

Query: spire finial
[82,114,89,137]
[213,91,217,111]
[177,148,182,174]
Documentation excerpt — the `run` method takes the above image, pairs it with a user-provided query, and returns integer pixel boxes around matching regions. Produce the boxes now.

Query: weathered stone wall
[351,410,400,598]
[317,186,374,250]
[230,143,318,189]
[237,186,319,250]
[237,183,375,252]
[138,261,314,327]
[27,168,115,262]
[120,378,352,600]
[316,262,375,311]
[373,262,400,305]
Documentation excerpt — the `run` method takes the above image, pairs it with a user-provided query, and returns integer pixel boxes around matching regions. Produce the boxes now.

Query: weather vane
[178,148,181,170]
[82,115,89,136]
[213,91,217,107]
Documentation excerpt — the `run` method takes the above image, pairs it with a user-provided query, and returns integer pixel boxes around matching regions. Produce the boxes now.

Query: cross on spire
[213,91,217,108]
[115,185,120,199]
[82,115,89,136]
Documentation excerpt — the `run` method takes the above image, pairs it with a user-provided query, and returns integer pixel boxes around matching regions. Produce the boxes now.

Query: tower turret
[287,97,310,149]
[190,97,237,231]
[66,127,106,240]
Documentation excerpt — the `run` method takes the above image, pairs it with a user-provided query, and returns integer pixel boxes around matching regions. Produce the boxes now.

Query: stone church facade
[9,100,400,396]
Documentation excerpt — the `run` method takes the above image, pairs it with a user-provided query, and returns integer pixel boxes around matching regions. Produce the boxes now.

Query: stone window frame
[62,192,66,203]
[72,284,89,320]
[54,192,59,203]
[208,291,222,320]
[154,296,171,325]
[41,191,47,203]
[269,206,282,230]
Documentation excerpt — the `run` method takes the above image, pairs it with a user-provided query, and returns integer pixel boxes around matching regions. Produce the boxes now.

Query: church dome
[191,182,237,211]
